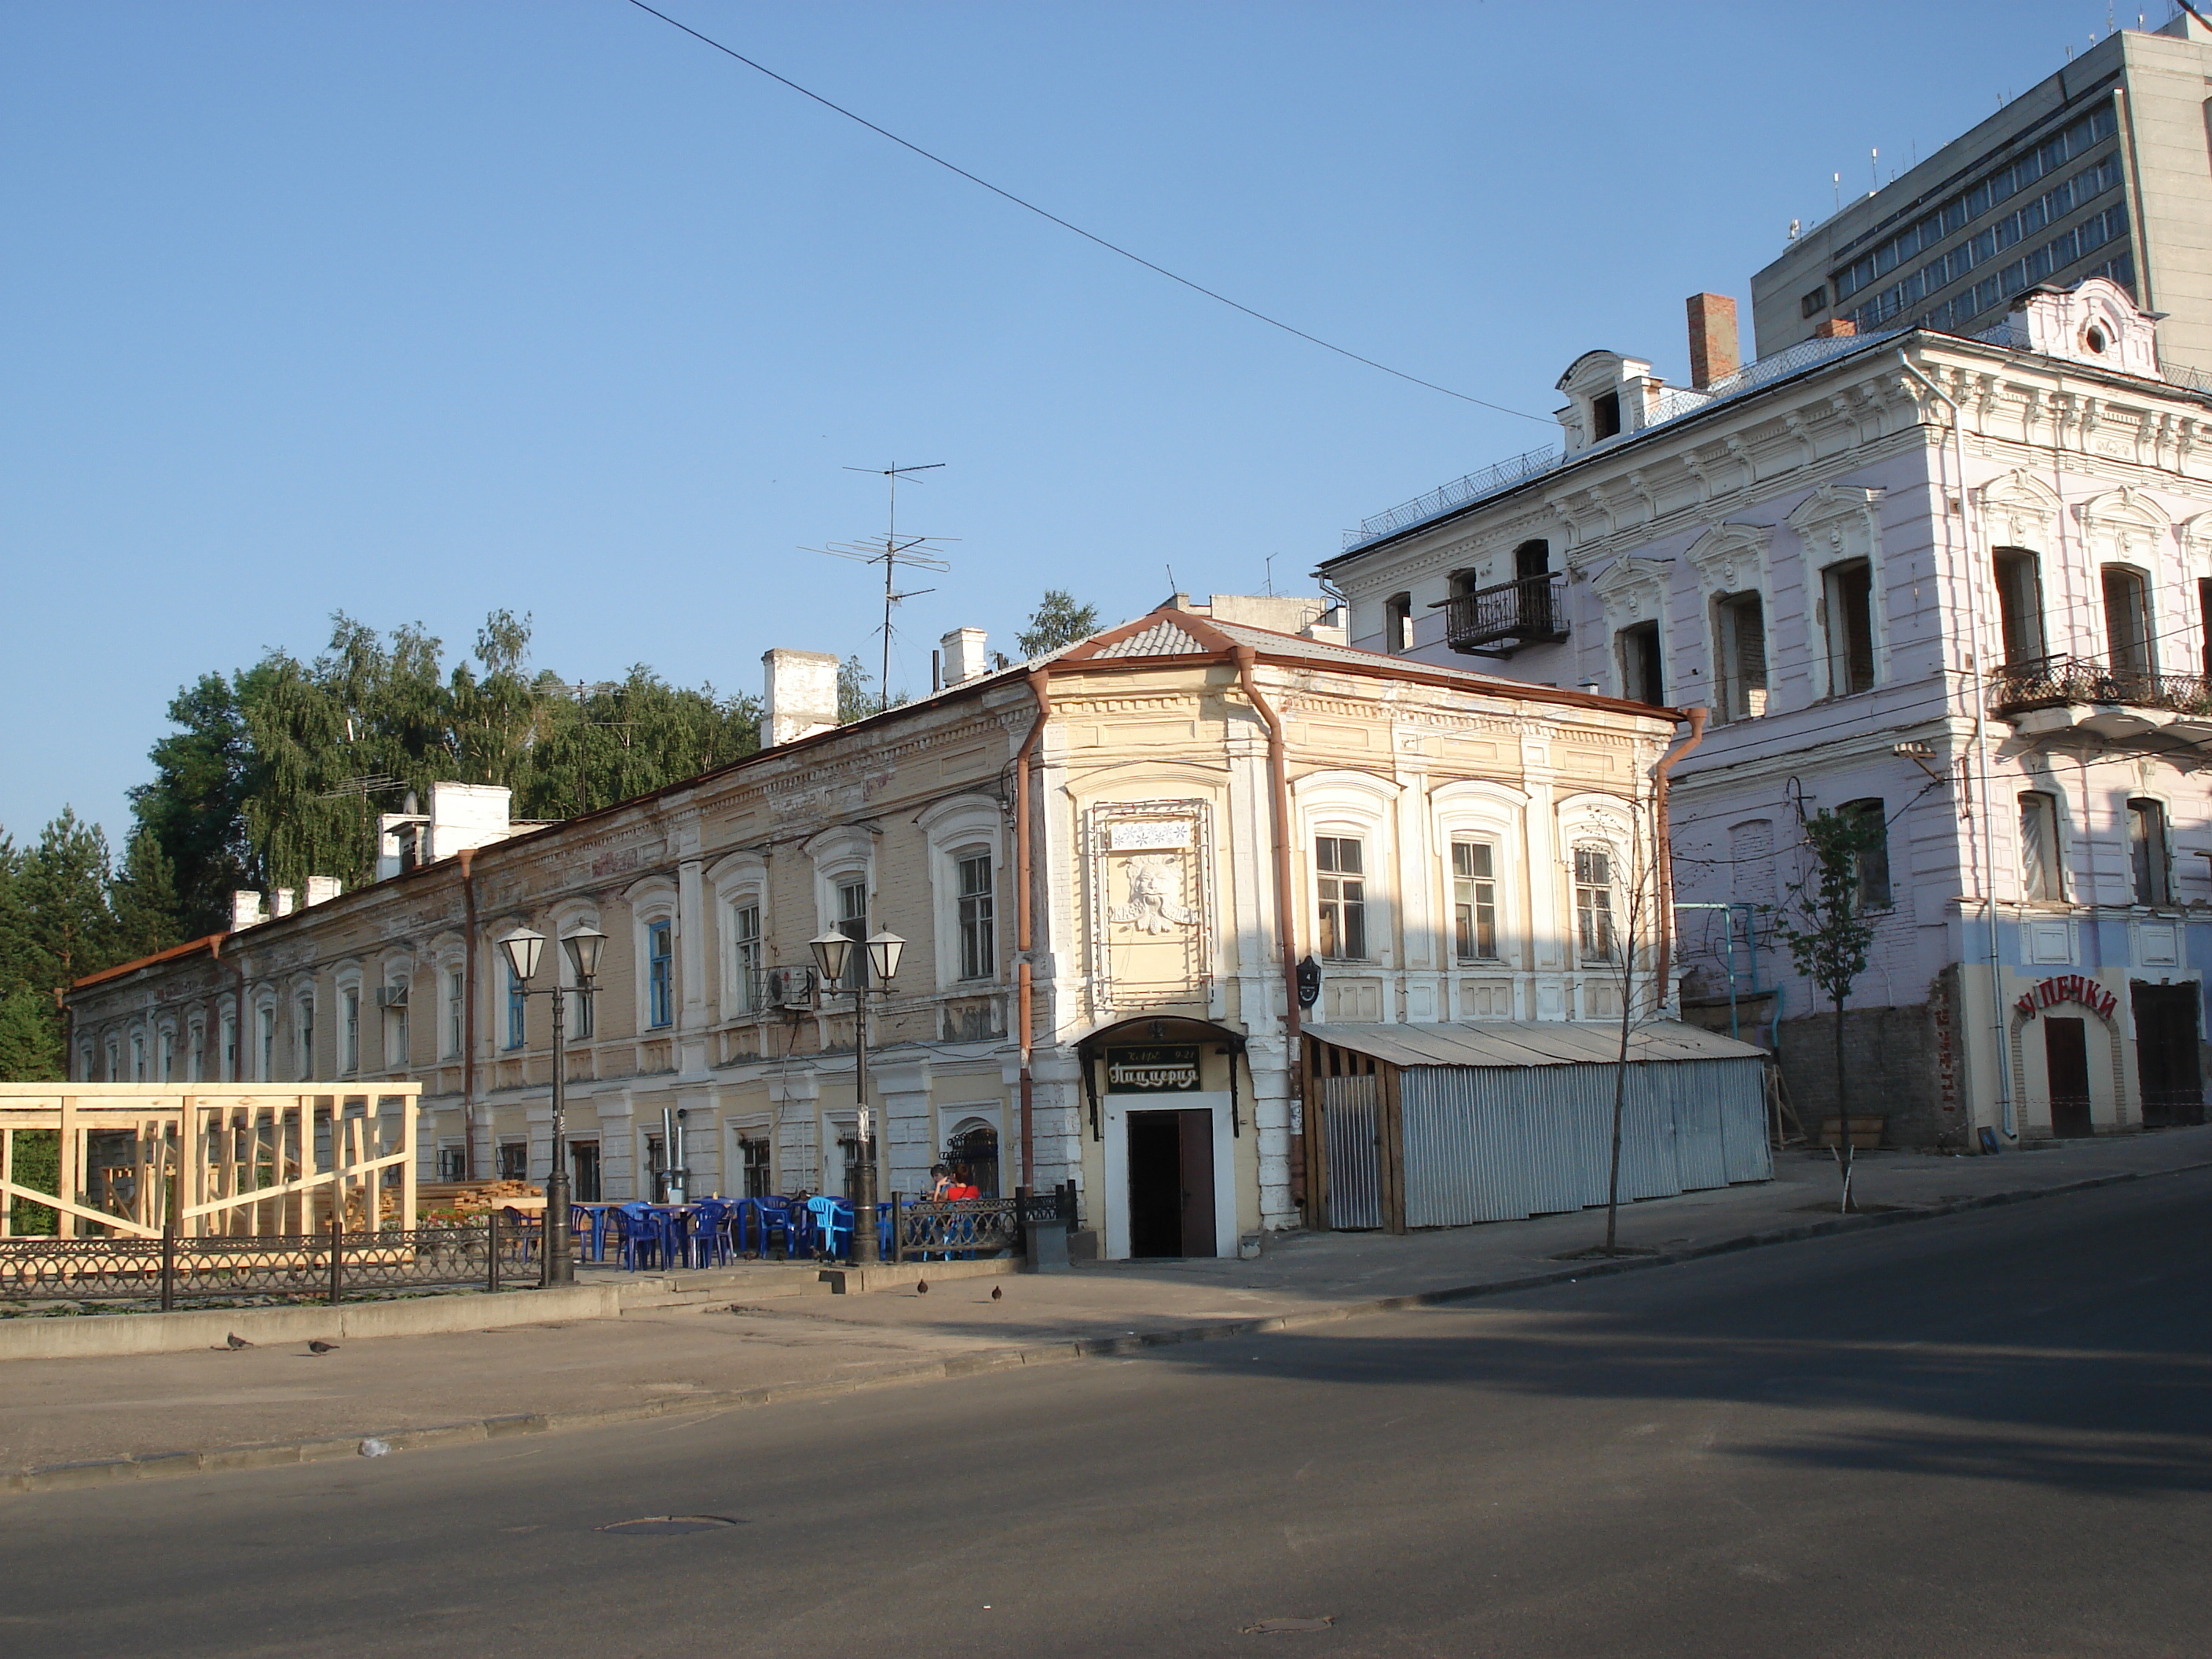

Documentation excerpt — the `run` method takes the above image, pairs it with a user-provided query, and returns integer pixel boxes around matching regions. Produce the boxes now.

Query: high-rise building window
[506,961,527,1049]
[1452,840,1498,961]
[2128,798,2170,906]
[957,852,995,981]
[731,903,762,1012]
[1994,549,2046,669]
[1574,848,1617,962]
[646,918,674,1027]
[1822,560,1876,695]
[2020,792,2063,902]
[1840,799,1892,910]
[1316,837,1368,960]
[1714,592,1767,720]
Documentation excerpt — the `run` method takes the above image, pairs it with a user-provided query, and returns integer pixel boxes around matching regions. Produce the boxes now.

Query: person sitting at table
[945,1164,981,1203]
[926,1164,955,1201]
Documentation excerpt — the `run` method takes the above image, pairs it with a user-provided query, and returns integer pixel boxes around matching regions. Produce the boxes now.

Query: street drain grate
[597,1515,748,1536]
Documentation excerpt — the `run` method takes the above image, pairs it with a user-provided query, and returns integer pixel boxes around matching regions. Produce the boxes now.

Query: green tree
[1775,806,1887,1213]
[130,672,256,936]
[1016,590,1101,657]
[112,826,185,960]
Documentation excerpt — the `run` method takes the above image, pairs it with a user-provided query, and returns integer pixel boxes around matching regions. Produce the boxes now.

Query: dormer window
[1591,390,1622,441]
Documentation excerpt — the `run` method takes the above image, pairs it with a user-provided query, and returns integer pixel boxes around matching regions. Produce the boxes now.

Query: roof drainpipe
[1651,706,1708,1012]
[1232,646,1302,1199]
[1014,666,1053,1191]
[459,847,481,1181]
[1899,350,2012,1141]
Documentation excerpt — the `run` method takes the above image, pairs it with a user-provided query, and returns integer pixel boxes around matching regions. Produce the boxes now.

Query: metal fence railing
[1988,654,2212,718]
[1440,572,1570,655]
[0,1218,540,1308]
[891,1184,1075,1262]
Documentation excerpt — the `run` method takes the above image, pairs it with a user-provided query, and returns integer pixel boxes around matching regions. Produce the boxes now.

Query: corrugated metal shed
[1303,1022,1772,1231]
[1302,1020,1768,1069]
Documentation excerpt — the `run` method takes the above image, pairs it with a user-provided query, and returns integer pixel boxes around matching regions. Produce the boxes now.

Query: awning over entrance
[1301,1020,1767,1069]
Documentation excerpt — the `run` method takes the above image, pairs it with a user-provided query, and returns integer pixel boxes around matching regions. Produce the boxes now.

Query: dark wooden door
[2132,983,2206,1127]
[1177,1109,1216,1258]
[2044,1017,2093,1138]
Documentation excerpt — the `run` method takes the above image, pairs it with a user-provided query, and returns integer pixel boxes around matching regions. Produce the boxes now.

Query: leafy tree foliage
[129,611,761,929]
[1775,806,1888,1211]
[1015,590,1101,657]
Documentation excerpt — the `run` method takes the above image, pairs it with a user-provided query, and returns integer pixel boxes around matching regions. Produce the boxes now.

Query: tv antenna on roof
[806,463,955,714]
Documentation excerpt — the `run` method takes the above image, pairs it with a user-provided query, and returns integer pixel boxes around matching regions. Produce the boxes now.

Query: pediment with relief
[1683,522,1771,595]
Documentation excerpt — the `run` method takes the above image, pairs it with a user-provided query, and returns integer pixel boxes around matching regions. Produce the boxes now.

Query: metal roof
[1302,1020,1768,1069]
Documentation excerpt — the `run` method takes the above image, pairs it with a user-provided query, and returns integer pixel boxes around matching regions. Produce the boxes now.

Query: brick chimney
[762,648,840,745]
[1686,293,1741,389]
[939,627,990,685]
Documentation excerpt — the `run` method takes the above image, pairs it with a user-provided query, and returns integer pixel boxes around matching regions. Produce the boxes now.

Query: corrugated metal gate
[1318,1074,1383,1229]
[1397,1057,1769,1229]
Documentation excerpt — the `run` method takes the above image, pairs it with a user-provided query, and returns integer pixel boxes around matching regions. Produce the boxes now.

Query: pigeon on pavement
[991,1285,1002,1302]
[915,1278,928,1295]
[225,1333,251,1350]
[308,1340,338,1354]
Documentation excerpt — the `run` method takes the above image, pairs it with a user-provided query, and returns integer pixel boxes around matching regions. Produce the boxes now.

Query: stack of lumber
[416,1180,545,1218]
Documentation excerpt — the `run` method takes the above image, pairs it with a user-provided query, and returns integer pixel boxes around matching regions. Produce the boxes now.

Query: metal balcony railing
[1988,654,2212,719]
[1440,572,1570,657]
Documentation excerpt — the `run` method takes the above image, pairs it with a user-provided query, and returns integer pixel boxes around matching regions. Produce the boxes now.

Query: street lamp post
[499,926,606,1287]
[809,926,904,1265]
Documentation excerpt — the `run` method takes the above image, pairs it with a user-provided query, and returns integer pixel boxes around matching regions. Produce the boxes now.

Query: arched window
[945,1117,1001,1199]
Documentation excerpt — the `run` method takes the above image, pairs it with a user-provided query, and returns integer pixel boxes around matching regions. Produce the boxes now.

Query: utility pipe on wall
[459,847,481,1179]
[1014,665,1053,1190]
[1651,706,1708,1009]
[1231,646,1302,1196]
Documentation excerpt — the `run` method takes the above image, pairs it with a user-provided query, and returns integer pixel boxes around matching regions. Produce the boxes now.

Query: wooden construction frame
[0,1084,419,1240]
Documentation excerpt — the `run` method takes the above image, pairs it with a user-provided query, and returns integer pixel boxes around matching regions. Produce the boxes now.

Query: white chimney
[270,888,296,918]
[230,891,268,931]
[940,627,990,684]
[425,782,513,859]
[304,875,342,907]
[764,649,840,745]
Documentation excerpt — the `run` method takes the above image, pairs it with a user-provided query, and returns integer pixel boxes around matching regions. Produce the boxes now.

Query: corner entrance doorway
[2043,1017,2093,1139]
[2131,983,2205,1127]
[1126,1109,1216,1258]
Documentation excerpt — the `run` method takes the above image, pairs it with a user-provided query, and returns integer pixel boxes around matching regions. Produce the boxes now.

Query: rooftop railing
[1344,445,1562,551]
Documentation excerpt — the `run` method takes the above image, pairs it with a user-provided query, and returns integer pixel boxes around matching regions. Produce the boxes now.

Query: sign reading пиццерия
[2014,974,2119,1021]
[1104,1044,1201,1093]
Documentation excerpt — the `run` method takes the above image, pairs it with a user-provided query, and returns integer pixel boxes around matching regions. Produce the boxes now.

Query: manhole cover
[597,1515,747,1536]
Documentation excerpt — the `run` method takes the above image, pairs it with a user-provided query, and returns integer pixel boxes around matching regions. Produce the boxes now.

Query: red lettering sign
[2015,976,2117,1022]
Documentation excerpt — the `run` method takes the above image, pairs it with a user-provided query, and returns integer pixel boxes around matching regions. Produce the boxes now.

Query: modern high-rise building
[1752,12,2212,373]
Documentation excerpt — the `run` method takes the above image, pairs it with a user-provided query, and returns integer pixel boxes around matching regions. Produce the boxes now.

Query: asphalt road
[5,1170,2208,1658]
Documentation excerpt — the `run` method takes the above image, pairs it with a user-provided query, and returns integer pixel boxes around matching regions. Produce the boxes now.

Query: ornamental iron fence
[0,1216,537,1307]
[892,1183,1075,1262]
[1441,572,1570,657]
[1989,654,2212,719]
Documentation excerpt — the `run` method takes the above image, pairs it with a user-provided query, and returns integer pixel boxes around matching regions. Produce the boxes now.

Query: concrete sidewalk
[5,1126,2208,1487]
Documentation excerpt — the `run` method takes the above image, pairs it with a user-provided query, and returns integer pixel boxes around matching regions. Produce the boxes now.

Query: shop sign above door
[1104,1044,1201,1093]
[2014,974,2118,1021]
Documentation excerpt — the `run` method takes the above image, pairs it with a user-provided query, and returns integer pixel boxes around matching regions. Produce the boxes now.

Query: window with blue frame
[506,960,526,1049]
[647,919,674,1028]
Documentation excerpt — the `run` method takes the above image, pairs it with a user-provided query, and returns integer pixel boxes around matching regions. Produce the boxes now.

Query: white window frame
[920,797,1005,994]
[804,824,877,991]
[379,956,414,1071]
[708,853,770,1022]
[626,878,680,1035]
[1788,484,1888,700]
[1293,773,1401,970]
[295,987,319,1081]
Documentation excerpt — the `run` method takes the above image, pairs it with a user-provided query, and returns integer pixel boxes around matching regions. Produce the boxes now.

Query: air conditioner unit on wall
[764,966,818,1010]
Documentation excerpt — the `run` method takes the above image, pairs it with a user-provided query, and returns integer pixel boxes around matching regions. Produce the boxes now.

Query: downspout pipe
[1899,350,2012,1140]
[1651,706,1708,1010]
[1231,647,1302,1196]
[460,848,481,1181]
[1014,666,1053,1190]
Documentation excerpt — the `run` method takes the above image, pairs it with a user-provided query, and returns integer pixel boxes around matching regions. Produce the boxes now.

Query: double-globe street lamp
[499,925,606,1286]
[808,926,904,1265]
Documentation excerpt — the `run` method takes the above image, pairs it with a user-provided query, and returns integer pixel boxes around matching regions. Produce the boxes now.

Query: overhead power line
[621,0,1547,423]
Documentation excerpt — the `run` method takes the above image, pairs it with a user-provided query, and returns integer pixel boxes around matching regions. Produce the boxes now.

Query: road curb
[8,1156,2206,1496]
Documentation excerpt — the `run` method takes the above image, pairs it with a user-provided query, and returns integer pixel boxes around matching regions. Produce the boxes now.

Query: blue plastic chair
[735,1196,789,1258]
[877,1201,894,1260]
[804,1196,855,1261]
[687,1200,734,1269]
[616,1203,670,1271]
[569,1205,599,1263]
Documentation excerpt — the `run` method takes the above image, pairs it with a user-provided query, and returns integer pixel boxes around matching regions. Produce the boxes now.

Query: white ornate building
[1323,278,2212,1148]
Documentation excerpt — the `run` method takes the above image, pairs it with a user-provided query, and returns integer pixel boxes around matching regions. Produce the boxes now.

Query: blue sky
[1,0,2149,848]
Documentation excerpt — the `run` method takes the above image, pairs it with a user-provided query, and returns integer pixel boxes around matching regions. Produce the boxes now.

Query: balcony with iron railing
[1437,572,1570,657]
[1989,654,2212,740]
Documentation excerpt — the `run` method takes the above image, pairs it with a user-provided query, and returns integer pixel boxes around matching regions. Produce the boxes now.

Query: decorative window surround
[1787,485,1889,699]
